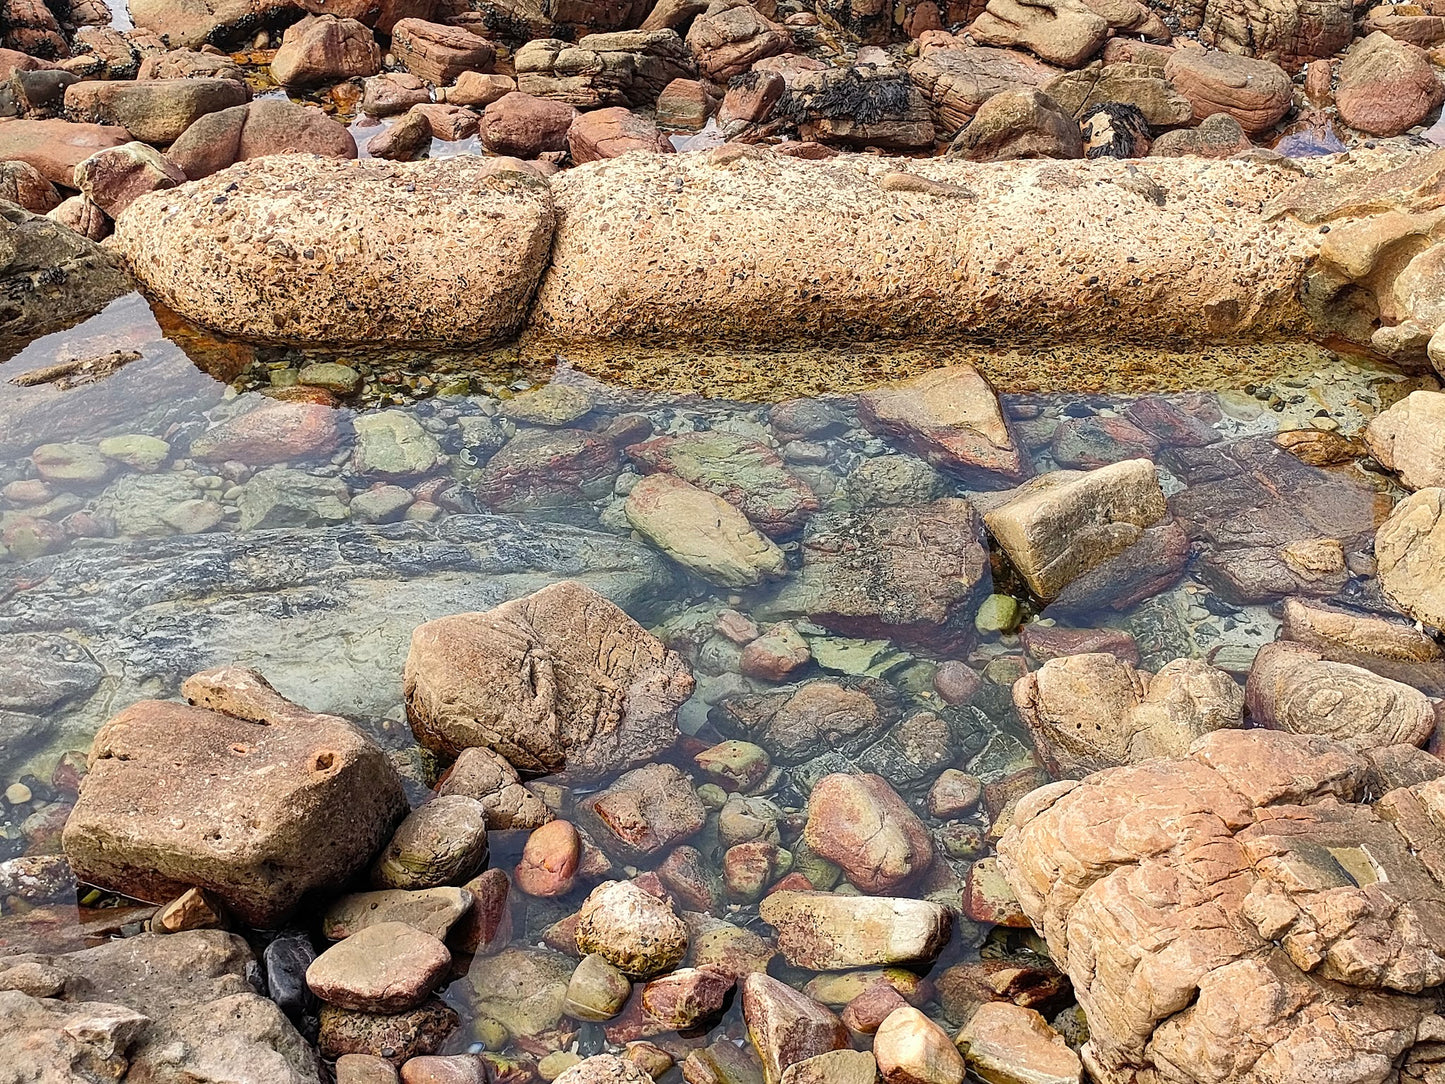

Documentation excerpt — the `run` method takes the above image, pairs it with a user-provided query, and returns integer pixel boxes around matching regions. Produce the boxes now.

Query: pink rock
[515,819,581,897]
[479,91,578,159]
[189,400,340,465]
[568,106,673,164]
[802,773,933,892]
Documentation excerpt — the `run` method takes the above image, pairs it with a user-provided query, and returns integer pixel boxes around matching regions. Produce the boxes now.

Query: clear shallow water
[0,291,1433,1070]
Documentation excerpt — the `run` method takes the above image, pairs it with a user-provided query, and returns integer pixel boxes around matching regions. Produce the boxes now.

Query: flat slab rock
[531,147,1320,344]
[62,667,407,926]
[112,154,556,344]
[997,728,1445,1084]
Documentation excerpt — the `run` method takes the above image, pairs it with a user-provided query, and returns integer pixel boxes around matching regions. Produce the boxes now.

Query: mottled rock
[967,0,1108,68]
[996,729,1445,1084]
[766,498,988,644]
[322,887,473,941]
[875,1006,964,1084]
[319,999,458,1065]
[1,200,130,341]
[271,15,380,86]
[1281,597,1445,696]
[948,87,1083,161]
[907,44,1058,132]
[190,400,339,465]
[1149,110,1252,157]
[115,155,551,344]
[803,773,934,892]
[166,98,356,180]
[742,972,849,1084]
[580,762,706,861]
[0,118,132,186]
[1336,31,1444,136]
[479,90,577,157]
[956,1002,1080,1084]
[686,0,791,82]
[64,77,250,144]
[569,106,672,163]
[391,18,495,85]
[404,580,694,776]
[555,1054,652,1083]
[0,931,321,1083]
[627,430,818,537]
[576,879,689,978]
[760,891,951,971]
[463,946,574,1039]
[62,667,406,926]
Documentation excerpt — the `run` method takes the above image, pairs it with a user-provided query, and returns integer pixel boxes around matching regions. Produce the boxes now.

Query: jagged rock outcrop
[998,729,1445,1084]
[514,29,694,107]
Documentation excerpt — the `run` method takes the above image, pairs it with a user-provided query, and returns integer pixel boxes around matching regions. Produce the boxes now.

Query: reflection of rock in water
[0,515,676,766]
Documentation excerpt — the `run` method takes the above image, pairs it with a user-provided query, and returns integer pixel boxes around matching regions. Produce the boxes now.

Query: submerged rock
[371,795,490,890]
[1014,652,1243,777]
[624,473,788,588]
[742,972,849,1084]
[764,498,989,644]
[979,458,1166,600]
[306,921,450,1013]
[62,667,407,926]
[956,1002,1080,1084]
[803,773,934,892]
[0,515,676,742]
[856,365,1031,485]
[404,580,694,776]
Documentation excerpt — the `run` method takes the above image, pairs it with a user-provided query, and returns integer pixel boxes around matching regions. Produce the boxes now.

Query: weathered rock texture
[0,931,320,1083]
[997,729,1445,1084]
[0,200,131,340]
[62,667,407,926]
[531,147,1317,345]
[113,154,555,345]
[404,580,695,777]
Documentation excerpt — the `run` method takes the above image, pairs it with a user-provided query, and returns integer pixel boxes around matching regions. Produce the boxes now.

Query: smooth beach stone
[564,952,633,1022]
[398,1054,489,1083]
[371,795,490,890]
[31,443,112,484]
[306,922,451,1012]
[575,880,689,979]
[322,887,473,941]
[874,1006,964,1084]
[337,1053,401,1084]
[802,773,933,892]
[500,384,595,426]
[515,819,581,897]
[97,434,170,471]
[760,891,952,971]
[299,362,362,395]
